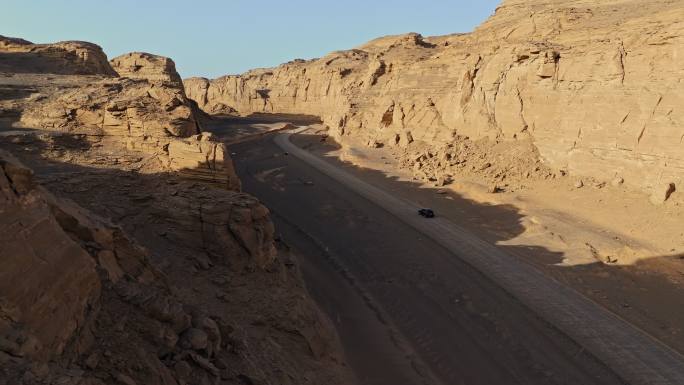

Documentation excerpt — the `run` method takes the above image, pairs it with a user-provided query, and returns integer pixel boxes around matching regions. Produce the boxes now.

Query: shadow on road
[211,113,684,360]
[0,129,354,384]
[202,113,321,143]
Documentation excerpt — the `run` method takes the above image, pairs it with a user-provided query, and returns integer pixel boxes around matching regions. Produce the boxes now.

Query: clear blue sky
[2,0,500,79]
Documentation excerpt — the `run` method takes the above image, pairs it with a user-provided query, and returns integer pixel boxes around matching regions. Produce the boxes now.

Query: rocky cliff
[1,41,241,190]
[0,37,352,385]
[184,0,684,195]
[0,147,349,385]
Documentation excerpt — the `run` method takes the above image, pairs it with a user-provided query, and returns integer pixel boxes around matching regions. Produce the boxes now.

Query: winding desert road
[228,128,684,385]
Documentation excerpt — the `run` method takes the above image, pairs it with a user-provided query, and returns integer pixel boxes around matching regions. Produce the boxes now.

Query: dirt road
[229,131,652,385]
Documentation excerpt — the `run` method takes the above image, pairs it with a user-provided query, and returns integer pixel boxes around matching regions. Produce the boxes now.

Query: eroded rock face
[0,37,235,188]
[0,37,352,385]
[110,52,183,85]
[0,130,347,385]
[185,0,684,193]
[0,151,248,384]
[0,152,100,361]
[15,74,240,189]
[0,35,116,76]
[0,150,178,382]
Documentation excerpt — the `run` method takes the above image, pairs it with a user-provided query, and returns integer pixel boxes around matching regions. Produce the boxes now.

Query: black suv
[418,208,435,218]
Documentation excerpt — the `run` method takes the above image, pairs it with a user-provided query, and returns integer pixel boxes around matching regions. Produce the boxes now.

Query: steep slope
[0,38,353,385]
[184,0,684,195]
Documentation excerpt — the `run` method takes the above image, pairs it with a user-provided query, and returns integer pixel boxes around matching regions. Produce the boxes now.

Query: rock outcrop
[19,77,240,188]
[0,150,178,381]
[185,0,684,195]
[0,149,339,385]
[0,36,353,385]
[7,61,240,189]
[0,35,116,76]
[0,151,101,362]
[1,34,239,188]
[110,52,183,85]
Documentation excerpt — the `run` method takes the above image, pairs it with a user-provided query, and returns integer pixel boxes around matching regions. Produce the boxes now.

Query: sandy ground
[320,132,684,269]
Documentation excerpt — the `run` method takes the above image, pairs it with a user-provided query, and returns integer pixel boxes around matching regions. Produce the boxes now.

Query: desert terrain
[0,39,353,385]
[2,0,684,384]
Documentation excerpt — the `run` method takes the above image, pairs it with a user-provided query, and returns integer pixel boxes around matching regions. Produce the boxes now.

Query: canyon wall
[0,37,352,384]
[185,0,684,193]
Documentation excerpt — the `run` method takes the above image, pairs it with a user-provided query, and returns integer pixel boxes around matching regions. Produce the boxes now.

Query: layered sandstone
[20,77,240,188]
[185,0,684,195]
[0,35,116,76]
[1,35,239,188]
[0,37,352,384]
[0,152,100,362]
[110,52,183,85]
[0,148,341,384]
[11,69,239,189]
[0,150,181,381]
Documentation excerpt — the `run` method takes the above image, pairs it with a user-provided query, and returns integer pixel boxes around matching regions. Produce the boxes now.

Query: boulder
[649,183,676,205]
[115,373,137,385]
[398,131,414,148]
[179,328,208,351]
